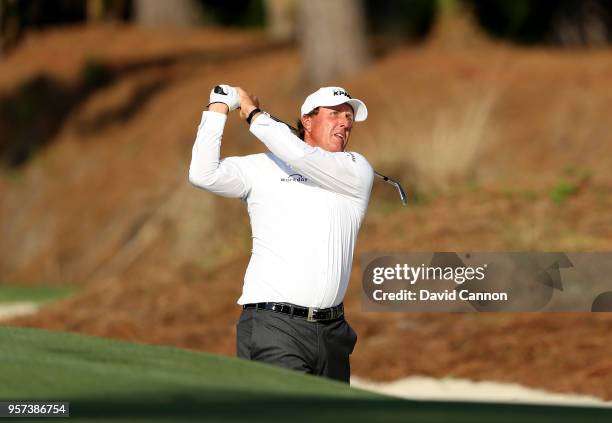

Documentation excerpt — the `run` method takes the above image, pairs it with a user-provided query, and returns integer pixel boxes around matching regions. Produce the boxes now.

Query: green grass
[0,327,610,422]
[549,180,579,205]
[0,284,75,304]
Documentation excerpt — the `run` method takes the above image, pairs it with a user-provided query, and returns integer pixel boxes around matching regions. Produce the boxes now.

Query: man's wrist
[207,102,229,114]
[242,104,258,117]
[246,107,262,125]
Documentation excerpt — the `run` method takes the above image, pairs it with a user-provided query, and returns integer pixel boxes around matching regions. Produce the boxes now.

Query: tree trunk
[0,1,4,59]
[133,0,204,27]
[552,0,609,47]
[0,0,22,57]
[298,0,369,85]
[428,0,484,49]
[86,0,105,22]
[264,0,296,41]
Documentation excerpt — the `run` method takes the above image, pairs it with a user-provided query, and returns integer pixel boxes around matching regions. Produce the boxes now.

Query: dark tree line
[1,1,612,84]
[473,0,612,46]
[2,0,612,47]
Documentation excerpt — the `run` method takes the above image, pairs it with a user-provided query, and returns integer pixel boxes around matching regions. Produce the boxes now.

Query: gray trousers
[236,307,358,383]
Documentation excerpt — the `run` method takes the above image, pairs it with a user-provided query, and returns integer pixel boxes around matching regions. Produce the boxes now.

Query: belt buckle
[307,307,316,322]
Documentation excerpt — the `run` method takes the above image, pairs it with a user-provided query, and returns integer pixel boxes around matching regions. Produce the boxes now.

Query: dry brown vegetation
[1,25,612,399]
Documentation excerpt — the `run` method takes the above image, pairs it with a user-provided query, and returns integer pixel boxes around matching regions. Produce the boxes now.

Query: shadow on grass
[65,391,612,422]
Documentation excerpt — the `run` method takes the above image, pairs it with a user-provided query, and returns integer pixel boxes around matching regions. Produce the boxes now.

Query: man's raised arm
[235,87,372,203]
[188,86,250,199]
[252,116,372,201]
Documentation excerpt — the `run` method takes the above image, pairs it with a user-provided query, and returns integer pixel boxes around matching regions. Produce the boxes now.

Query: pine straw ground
[2,25,612,400]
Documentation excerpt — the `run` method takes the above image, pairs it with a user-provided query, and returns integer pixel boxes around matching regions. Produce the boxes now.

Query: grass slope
[0,285,75,304]
[0,327,610,422]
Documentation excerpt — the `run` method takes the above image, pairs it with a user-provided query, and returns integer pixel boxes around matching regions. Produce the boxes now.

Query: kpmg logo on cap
[281,173,308,182]
[333,89,351,98]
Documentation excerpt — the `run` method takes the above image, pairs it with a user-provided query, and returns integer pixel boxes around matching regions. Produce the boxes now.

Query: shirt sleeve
[188,111,250,200]
[249,113,373,202]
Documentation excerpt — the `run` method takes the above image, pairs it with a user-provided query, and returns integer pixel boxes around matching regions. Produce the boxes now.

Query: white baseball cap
[300,86,368,122]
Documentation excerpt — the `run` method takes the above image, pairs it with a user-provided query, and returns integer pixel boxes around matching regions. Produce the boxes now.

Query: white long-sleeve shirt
[189,111,373,308]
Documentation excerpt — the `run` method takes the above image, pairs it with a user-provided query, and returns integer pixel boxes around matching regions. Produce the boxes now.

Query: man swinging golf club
[189,84,372,383]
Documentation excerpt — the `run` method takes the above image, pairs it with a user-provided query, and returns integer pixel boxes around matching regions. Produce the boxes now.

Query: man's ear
[301,115,311,133]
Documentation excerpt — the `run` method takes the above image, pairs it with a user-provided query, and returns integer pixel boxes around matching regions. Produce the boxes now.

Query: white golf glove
[208,84,240,111]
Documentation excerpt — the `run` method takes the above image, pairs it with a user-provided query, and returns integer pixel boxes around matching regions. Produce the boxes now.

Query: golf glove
[208,84,240,111]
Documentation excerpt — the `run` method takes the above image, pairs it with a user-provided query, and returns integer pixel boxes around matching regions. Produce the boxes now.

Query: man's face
[302,104,354,152]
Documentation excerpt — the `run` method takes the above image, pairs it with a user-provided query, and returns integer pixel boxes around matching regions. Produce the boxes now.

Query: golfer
[189,85,373,383]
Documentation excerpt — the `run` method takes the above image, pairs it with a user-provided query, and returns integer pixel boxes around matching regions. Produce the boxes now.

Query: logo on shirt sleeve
[281,173,309,182]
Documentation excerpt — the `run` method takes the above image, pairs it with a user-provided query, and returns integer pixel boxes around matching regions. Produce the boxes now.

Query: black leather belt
[243,302,344,322]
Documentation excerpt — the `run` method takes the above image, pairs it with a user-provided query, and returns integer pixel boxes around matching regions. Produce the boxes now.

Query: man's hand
[208,84,240,112]
[235,87,260,121]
